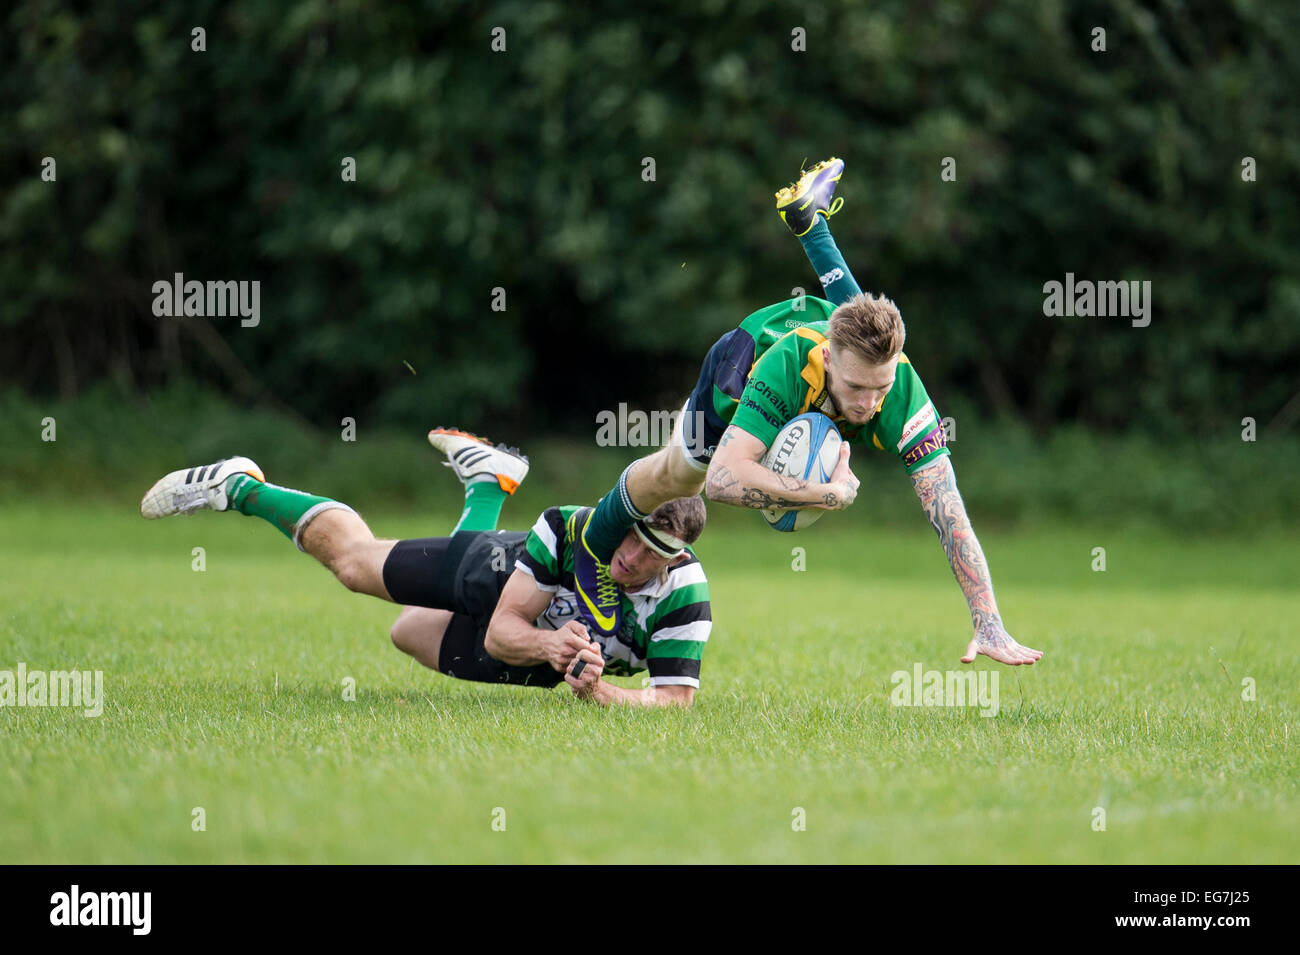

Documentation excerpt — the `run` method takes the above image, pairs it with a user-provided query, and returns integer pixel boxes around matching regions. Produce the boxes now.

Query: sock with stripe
[225,474,347,546]
[799,216,864,305]
[451,477,508,533]
[583,464,649,562]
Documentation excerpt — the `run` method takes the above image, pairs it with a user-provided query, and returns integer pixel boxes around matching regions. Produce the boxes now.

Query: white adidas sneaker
[140,456,265,519]
[427,428,529,494]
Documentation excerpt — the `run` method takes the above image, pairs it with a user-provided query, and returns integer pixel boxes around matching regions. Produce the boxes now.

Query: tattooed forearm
[911,457,1001,630]
[706,464,810,509]
[738,488,806,509]
[704,464,739,502]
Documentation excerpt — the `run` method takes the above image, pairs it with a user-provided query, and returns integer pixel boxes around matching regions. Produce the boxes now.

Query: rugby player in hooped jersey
[139,429,712,707]
[571,159,1042,669]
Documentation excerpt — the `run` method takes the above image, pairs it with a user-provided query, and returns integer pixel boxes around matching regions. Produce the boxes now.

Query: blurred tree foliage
[2,0,1297,437]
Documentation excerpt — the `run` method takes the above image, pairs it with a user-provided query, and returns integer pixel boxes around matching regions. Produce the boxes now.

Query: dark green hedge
[3,1,1297,438]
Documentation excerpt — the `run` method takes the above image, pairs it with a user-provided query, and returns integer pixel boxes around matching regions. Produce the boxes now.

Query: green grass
[1,503,1296,863]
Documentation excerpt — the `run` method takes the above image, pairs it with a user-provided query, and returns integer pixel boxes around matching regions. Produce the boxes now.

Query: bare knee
[671,458,706,498]
[332,550,371,594]
[390,607,420,654]
[299,506,372,564]
[389,607,452,671]
[322,539,392,599]
[654,448,705,499]
[630,448,705,512]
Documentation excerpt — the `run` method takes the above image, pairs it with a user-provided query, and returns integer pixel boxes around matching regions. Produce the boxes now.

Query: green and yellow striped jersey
[725,297,950,475]
[515,506,712,688]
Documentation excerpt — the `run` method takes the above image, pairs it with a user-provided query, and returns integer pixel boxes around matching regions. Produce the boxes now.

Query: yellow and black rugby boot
[775,157,845,237]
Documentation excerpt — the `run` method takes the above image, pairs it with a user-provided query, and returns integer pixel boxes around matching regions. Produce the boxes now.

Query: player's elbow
[483,624,501,658]
[703,460,729,502]
[483,610,509,658]
[703,467,720,500]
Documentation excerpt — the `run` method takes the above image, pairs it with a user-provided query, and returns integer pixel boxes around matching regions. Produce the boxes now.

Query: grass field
[1,502,1296,864]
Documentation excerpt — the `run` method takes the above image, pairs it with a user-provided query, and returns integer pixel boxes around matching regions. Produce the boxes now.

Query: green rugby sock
[799,217,863,305]
[226,474,337,542]
[451,478,508,533]
[584,465,648,562]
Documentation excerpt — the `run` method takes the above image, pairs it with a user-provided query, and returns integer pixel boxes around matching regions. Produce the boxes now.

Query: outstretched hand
[962,621,1043,666]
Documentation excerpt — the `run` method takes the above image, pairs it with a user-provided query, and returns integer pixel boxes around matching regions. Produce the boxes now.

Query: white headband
[633,520,687,558]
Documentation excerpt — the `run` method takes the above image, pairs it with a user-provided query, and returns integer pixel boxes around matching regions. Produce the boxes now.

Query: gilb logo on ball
[772,422,806,472]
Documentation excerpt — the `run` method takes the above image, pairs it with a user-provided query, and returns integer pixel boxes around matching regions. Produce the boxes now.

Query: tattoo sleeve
[910,457,1002,630]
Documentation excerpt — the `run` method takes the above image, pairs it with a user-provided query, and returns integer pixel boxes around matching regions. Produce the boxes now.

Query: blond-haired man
[572,159,1042,669]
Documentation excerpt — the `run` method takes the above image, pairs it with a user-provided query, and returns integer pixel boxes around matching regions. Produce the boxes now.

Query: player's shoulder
[535,503,585,523]
[752,320,829,376]
[876,354,933,418]
[887,353,938,413]
[663,550,709,594]
[529,505,584,546]
[645,554,712,626]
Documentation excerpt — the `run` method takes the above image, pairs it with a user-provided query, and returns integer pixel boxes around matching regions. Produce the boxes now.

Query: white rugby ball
[759,412,843,532]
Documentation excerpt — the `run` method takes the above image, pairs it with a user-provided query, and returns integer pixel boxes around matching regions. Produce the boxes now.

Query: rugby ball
[759,412,843,532]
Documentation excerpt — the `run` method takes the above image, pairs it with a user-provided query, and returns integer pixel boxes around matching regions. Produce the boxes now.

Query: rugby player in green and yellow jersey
[572,159,1042,668]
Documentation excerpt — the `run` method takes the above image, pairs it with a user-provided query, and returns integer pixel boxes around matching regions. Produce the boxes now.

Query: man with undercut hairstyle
[570,158,1042,669]
[139,428,712,707]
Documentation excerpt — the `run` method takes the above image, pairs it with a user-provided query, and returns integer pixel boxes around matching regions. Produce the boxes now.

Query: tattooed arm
[705,424,858,510]
[910,456,1043,666]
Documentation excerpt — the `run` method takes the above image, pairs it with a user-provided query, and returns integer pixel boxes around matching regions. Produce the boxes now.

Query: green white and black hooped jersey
[514,505,712,688]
